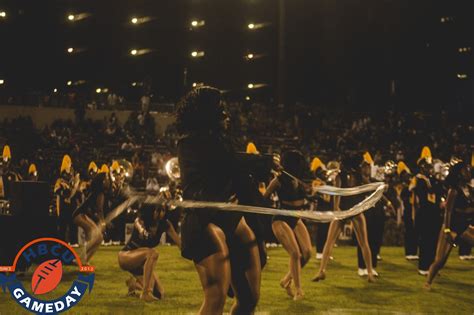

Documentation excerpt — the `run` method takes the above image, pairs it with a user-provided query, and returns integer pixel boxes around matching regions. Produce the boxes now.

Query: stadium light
[245,96,251,101]
[0,79,4,85]
[0,11,6,18]
[131,17,138,24]
[191,51,205,58]
[457,73,468,79]
[67,81,72,86]
[190,19,205,28]
[130,49,138,56]
[67,14,75,21]
[67,47,74,53]
[192,82,197,87]
[247,53,254,59]
[53,88,58,93]
[248,83,254,89]
[96,88,102,93]
[248,23,255,29]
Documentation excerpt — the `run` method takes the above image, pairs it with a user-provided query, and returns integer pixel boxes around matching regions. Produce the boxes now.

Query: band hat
[246,142,259,154]
[397,161,411,175]
[60,155,72,173]
[417,146,432,165]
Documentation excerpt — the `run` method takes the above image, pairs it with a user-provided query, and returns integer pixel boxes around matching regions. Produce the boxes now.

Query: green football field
[1,246,473,314]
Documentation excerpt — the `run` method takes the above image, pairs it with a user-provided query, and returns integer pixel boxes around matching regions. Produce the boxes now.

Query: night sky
[0,0,472,109]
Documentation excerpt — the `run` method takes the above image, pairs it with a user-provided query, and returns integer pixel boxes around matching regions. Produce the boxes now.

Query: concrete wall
[0,105,176,135]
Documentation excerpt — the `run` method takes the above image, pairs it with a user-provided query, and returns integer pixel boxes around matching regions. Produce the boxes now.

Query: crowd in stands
[0,101,472,191]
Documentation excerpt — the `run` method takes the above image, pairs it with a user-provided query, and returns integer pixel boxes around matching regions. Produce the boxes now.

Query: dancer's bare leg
[118,248,160,302]
[74,214,103,264]
[230,218,261,314]
[313,221,343,281]
[194,223,230,315]
[352,215,375,283]
[272,221,303,299]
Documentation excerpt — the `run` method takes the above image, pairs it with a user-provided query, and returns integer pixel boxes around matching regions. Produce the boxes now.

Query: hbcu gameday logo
[0,238,95,314]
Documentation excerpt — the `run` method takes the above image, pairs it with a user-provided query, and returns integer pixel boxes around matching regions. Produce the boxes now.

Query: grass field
[1,246,473,314]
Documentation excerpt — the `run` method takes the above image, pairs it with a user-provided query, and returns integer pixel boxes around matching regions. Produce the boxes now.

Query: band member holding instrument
[424,160,474,289]
[176,86,262,315]
[412,147,442,275]
[313,153,376,283]
[262,150,312,301]
[118,202,181,302]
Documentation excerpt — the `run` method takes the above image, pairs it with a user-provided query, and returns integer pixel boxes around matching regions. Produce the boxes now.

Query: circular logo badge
[0,237,95,314]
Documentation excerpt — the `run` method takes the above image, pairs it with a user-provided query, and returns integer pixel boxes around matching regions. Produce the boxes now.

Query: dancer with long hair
[118,203,181,302]
[176,86,264,314]
[312,153,376,282]
[424,161,474,289]
[263,150,312,300]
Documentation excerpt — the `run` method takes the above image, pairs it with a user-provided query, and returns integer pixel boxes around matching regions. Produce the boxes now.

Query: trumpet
[164,157,181,182]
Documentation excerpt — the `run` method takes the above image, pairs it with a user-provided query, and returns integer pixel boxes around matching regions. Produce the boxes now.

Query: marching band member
[118,202,181,302]
[27,163,38,181]
[313,153,376,282]
[176,86,262,314]
[424,160,474,289]
[0,145,21,199]
[54,155,80,245]
[106,161,131,245]
[397,161,419,260]
[263,150,312,301]
[310,157,332,260]
[412,146,442,275]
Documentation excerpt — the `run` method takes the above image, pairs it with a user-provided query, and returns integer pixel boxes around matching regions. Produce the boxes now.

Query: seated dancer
[263,150,312,301]
[424,160,474,289]
[313,153,376,283]
[118,202,181,302]
[177,86,267,315]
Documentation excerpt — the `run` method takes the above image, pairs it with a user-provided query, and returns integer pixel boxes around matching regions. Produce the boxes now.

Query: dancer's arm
[263,177,280,199]
[333,175,341,211]
[443,188,457,229]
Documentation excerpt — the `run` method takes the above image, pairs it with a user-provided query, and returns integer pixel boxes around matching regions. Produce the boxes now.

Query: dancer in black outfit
[118,203,181,302]
[424,161,474,289]
[313,154,376,282]
[176,86,264,315]
[263,150,312,300]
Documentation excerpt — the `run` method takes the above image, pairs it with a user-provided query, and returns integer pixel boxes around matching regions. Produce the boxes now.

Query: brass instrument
[164,157,181,182]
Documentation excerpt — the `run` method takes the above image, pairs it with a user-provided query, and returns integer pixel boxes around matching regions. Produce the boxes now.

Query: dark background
[0,0,472,109]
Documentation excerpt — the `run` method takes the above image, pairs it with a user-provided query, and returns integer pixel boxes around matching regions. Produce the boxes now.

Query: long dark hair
[445,161,467,188]
[139,204,158,229]
[281,150,306,179]
[175,86,225,134]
